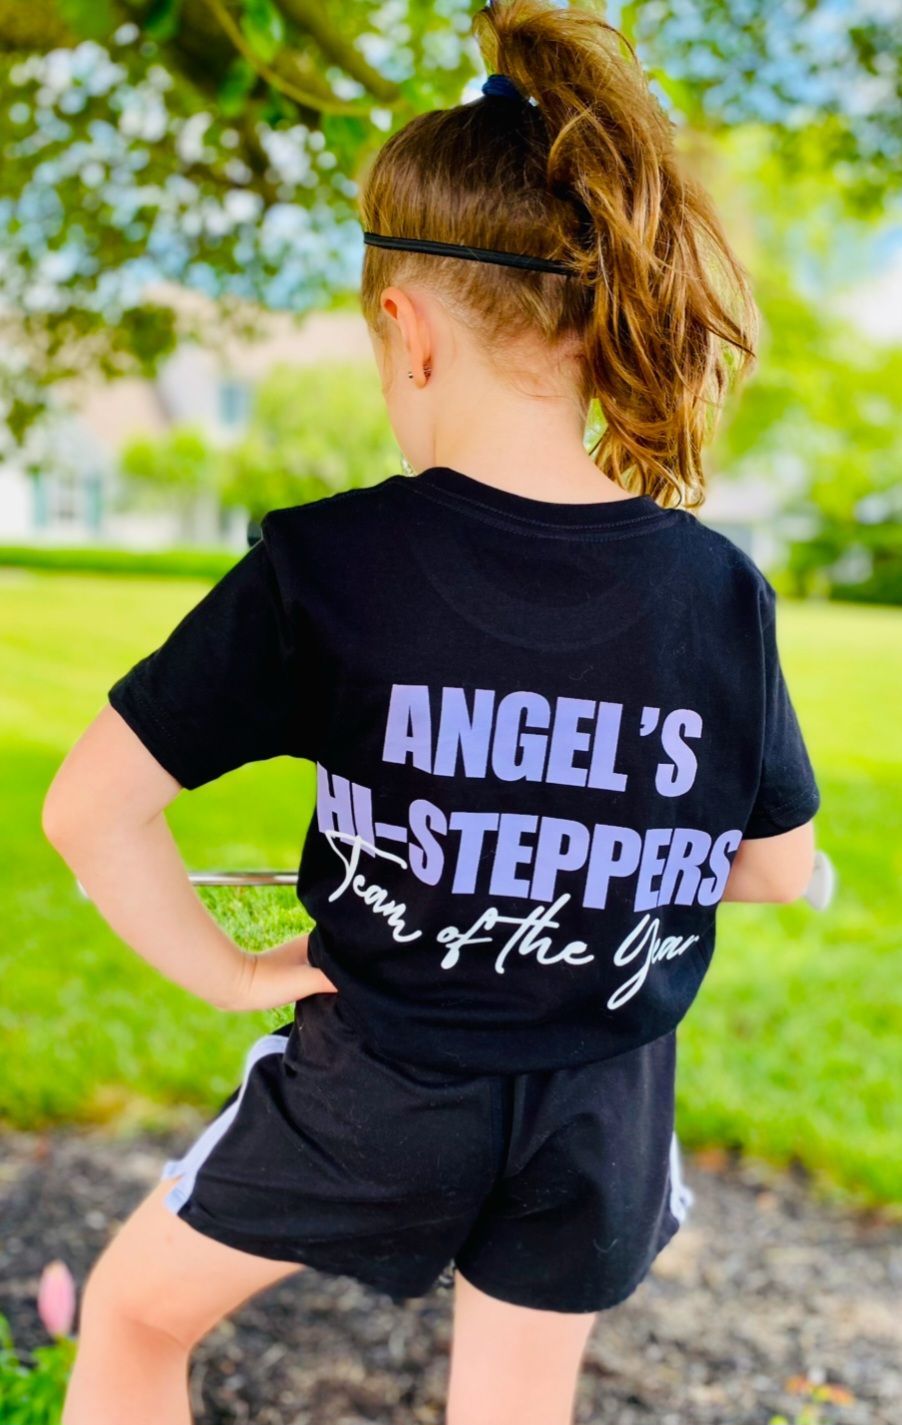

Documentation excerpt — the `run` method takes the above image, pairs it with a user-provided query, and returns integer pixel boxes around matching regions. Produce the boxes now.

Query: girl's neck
[423,346,634,505]
[424,443,637,505]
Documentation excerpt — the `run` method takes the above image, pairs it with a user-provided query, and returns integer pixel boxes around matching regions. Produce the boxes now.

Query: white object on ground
[803,849,836,911]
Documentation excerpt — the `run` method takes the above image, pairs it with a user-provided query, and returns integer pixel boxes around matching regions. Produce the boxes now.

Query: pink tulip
[37,1259,77,1338]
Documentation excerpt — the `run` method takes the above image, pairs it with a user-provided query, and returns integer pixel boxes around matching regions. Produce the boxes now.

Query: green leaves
[143,0,185,44]
[218,57,259,117]
[0,1313,76,1425]
[56,0,118,40]
[320,112,373,172]
[241,0,285,63]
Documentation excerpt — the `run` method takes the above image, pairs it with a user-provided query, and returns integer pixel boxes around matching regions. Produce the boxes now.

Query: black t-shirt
[108,466,821,1073]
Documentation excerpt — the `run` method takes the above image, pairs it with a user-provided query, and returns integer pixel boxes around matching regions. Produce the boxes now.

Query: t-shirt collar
[408,465,670,529]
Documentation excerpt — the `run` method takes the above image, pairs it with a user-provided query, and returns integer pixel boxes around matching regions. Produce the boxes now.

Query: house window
[54,471,81,524]
[32,470,104,532]
[218,377,250,429]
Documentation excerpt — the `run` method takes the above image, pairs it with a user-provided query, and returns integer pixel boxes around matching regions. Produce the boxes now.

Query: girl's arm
[721,820,816,904]
[42,704,334,1012]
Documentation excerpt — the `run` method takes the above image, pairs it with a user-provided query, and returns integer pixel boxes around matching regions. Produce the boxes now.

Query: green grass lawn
[1,568,899,1208]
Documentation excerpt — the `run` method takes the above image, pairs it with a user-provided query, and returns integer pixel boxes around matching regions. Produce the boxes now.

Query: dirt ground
[1,1124,898,1424]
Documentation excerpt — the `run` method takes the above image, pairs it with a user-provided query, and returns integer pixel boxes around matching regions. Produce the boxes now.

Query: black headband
[361,231,574,277]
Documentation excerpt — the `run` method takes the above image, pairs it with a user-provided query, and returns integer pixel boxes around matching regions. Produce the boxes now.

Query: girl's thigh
[81,1172,303,1349]
[446,1268,597,1425]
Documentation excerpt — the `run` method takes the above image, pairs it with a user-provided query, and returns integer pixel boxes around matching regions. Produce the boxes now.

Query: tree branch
[273,0,401,102]
[202,0,393,115]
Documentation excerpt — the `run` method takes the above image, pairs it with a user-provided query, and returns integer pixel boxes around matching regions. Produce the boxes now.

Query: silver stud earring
[408,365,432,379]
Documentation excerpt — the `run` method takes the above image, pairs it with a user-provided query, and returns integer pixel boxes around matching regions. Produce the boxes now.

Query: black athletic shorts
[159,992,694,1314]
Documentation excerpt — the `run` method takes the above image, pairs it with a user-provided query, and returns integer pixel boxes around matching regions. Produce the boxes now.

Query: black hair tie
[481,72,525,101]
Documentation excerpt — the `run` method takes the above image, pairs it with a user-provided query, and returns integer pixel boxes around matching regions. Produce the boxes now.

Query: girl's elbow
[41,777,78,852]
[41,767,95,854]
[732,821,817,903]
[770,874,810,904]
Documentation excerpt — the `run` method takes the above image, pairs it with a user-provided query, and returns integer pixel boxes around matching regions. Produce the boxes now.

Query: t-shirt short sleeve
[743,584,821,839]
[107,536,312,790]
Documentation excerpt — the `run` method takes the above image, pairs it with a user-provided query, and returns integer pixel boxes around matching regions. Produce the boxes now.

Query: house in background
[0,290,780,565]
[0,297,374,551]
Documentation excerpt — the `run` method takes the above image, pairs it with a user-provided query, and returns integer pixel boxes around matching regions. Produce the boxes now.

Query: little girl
[44,3,821,1422]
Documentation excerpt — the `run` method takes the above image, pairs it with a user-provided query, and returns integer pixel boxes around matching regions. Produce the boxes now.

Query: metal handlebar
[77,851,837,908]
[74,869,297,898]
[187,870,298,887]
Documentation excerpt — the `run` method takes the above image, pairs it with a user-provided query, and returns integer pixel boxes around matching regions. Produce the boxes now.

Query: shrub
[0,1314,75,1425]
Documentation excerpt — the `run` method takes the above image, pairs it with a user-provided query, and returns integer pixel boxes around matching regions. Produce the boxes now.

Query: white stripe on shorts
[668,1131,695,1224]
[159,1031,289,1216]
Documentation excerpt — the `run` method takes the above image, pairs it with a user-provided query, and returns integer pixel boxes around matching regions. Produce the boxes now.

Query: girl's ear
[379,285,432,379]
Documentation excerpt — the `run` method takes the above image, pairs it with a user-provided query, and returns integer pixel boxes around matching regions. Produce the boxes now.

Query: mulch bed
[1,1124,898,1423]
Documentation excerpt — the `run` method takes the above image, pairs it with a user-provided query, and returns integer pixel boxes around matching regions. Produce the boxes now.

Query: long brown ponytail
[358,0,757,509]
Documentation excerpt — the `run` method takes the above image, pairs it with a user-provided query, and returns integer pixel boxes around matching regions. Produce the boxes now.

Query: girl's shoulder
[667,506,774,608]
[261,474,406,534]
